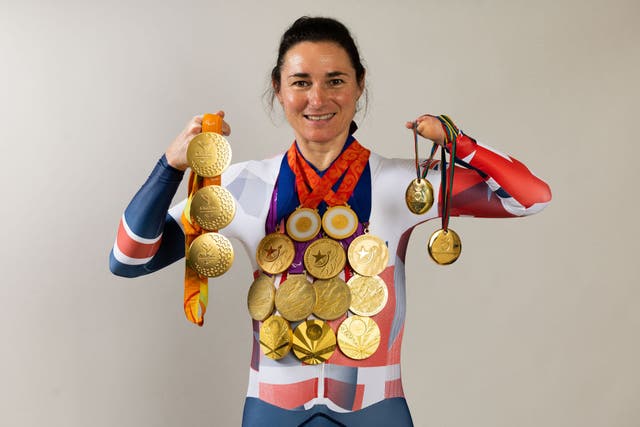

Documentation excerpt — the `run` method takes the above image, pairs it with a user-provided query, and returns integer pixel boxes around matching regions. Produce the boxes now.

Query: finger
[404,121,414,129]
[221,121,231,136]
[215,110,225,119]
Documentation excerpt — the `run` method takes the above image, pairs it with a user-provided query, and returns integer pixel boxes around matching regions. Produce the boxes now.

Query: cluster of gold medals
[250,205,388,364]
[405,115,462,265]
[184,127,236,277]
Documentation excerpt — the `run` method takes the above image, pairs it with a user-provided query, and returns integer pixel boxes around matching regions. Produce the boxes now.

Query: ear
[272,80,284,105]
[357,70,366,98]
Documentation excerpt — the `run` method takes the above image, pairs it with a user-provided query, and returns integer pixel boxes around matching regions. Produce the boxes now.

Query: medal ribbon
[286,140,370,208]
[180,114,222,326]
[435,115,459,230]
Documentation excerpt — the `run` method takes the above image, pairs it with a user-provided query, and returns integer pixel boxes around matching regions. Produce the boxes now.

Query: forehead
[281,41,354,75]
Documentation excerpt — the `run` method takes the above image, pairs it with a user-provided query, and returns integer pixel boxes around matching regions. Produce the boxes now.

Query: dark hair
[269,17,367,103]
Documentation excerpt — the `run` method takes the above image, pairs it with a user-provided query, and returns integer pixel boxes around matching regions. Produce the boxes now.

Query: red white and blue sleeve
[109,155,186,277]
[444,132,552,218]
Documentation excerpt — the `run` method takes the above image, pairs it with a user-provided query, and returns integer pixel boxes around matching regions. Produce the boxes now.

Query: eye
[328,78,345,86]
[291,80,310,88]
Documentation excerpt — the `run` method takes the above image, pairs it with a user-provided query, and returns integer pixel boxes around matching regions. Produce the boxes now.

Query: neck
[295,129,350,171]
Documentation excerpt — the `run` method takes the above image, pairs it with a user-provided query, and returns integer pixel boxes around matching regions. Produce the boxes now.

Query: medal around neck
[405,178,434,215]
[190,186,236,231]
[313,276,351,320]
[274,274,316,322]
[259,315,293,360]
[337,315,381,360]
[187,233,234,277]
[304,238,346,279]
[256,233,295,275]
[347,234,389,277]
[247,274,276,321]
[322,205,358,240]
[187,132,231,177]
[286,207,321,242]
[292,319,337,365]
[427,228,462,265]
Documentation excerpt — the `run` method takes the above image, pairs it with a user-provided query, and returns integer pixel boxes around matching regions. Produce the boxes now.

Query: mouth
[304,113,336,121]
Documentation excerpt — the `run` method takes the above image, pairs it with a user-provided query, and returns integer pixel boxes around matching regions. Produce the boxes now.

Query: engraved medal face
[304,238,346,279]
[427,228,462,265]
[346,274,388,317]
[247,274,276,321]
[321,206,358,240]
[259,315,292,360]
[313,276,351,320]
[347,234,389,277]
[292,319,336,365]
[274,274,316,322]
[256,233,295,275]
[337,315,381,360]
[285,208,321,242]
[190,186,236,231]
[187,233,234,277]
[405,178,434,215]
[186,132,231,177]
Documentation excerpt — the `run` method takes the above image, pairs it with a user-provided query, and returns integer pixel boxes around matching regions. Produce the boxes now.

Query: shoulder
[368,151,414,182]
[222,153,284,186]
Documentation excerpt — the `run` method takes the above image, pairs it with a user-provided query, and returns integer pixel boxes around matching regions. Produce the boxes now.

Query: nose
[307,85,327,108]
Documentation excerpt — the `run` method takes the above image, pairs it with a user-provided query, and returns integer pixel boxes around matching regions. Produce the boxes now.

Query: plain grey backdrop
[1,0,639,426]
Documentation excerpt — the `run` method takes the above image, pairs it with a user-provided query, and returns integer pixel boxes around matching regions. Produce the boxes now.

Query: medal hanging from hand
[427,115,462,265]
[405,121,437,214]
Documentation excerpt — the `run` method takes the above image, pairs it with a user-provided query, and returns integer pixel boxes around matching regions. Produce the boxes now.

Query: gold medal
[347,274,388,317]
[190,185,236,231]
[304,238,346,279]
[247,274,276,321]
[186,132,231,177]
[187,232,234,277]
[347,234,389,277]
[259,315,293,360]
[313,276,351,320]
[405,178,434,215]
[292,319,336,365]
[427,228,462,265]
[285,207,321,242]
[256,233,295,275]
[274,274,316,322]
[337,315,381,360]
[321,205,358,240]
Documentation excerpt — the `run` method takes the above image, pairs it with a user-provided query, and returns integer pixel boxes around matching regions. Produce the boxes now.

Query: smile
[304,113,336,121]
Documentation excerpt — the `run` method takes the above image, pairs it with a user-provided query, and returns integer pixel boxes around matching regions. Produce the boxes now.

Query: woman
[110,17,551,427]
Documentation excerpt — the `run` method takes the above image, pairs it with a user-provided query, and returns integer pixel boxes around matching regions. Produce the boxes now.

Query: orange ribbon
[286,140,370,208]
[181,114,222,326]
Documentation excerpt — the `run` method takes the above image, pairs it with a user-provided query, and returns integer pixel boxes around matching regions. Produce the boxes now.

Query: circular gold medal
[427,228,462,265]
[405,178,434,215]
[313,277,351,320]
[247,274,276,321]
[186,132,231,177]
[292,319,336,365]
[347,275,388,317]
[347,234,389,277]
[259,315,293,360]
[337,315,381,360]
[256,233,295,275]
[190,186,236,231]
[304,238,346,279]
[274,274,316,322]
[285,207,321,242]
[187,233,234,277]
[321,205,358,240]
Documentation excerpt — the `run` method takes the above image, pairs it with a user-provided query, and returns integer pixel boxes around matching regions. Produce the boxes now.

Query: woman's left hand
[405,114,446,146]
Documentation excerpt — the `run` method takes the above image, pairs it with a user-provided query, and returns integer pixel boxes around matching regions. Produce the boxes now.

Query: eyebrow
[287,71,349,79]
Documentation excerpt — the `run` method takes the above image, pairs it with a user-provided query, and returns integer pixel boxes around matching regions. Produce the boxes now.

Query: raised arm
[409,115,551,219]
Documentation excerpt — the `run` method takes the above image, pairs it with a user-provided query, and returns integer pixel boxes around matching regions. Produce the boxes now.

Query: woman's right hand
[165,111,231,171]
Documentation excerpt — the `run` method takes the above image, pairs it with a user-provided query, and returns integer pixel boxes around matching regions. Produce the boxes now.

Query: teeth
[306,113,334,121]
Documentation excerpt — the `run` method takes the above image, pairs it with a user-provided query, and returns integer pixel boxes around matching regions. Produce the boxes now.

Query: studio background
[1,0,638,426]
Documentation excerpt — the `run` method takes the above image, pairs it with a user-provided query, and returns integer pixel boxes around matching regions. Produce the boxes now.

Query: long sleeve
[109,155,186,277]
[442,132,552,218]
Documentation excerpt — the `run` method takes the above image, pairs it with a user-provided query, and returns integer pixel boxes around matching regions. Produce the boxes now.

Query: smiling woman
[109,16,551,427]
